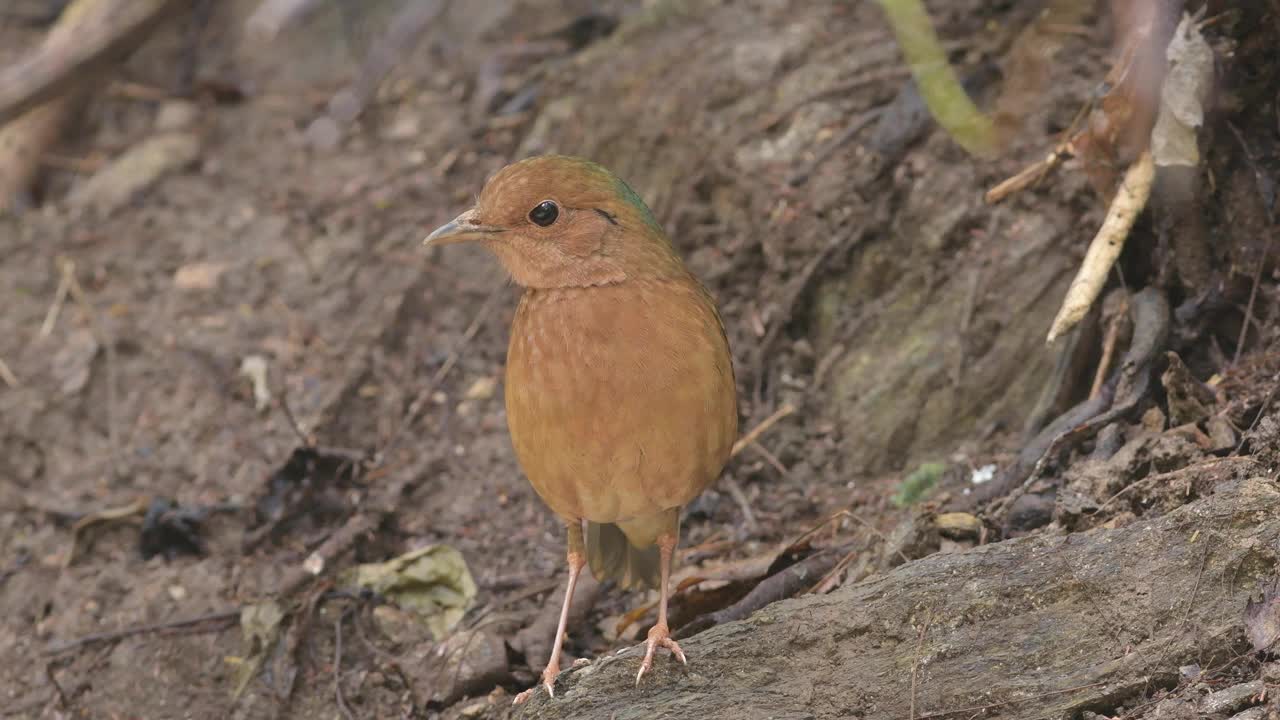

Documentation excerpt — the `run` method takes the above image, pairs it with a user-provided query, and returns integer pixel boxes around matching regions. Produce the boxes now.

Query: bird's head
[424,155,684,289]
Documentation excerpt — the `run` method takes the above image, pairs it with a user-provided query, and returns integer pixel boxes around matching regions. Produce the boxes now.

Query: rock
[880,512,940,567]
[304,116,343,150]
[1162,352,1215,426]
[934,512,982,539]
[520,479,1280,720]
[1007,489,1056,533]
[1198,680,1263,715]
[1207,416,1238,452]
[422,629,511,705]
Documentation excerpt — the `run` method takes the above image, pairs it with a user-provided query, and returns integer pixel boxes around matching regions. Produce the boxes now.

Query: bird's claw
[635,623,686,686]
[513,663,560,705]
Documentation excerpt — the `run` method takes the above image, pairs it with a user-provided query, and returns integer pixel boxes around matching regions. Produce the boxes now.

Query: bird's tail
[586,521,661,590]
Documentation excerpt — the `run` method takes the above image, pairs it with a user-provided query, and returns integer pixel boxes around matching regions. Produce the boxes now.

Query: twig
[279,389,317,447]
[0,356,17,389]
[45,662,69,709]
[334,606,357,720]
[1233,222,1273,367]
[984,143,1074,204]
[914,680,1111,719]
[730,404,796,458]
[806,548,860,594]
[374,283,503,466]
[786,108,883,186]
[784,509,907,564]
[276,513,377,600]
[747,442,792,478]
[245,0,326,41]
[674,548,844,638]
[722,477,758,531]
[1089,457,1249,516]
[749,67,908,136]
[909,611,934,720]
[1090,301,1125,399]
[1181,541,1210,628]
[1234,381,1280,455]
[59,256,122,477]
[751,222,873,407]
[1047,150,1155,343]
[39,262,71,337]
[63,496,148,568]
[43,608,239,654]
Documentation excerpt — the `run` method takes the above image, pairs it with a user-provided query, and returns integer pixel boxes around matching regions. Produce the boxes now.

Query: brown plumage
[424,155,737,703]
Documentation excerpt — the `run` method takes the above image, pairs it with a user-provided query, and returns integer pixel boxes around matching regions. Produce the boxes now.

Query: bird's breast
[505,278,738,524]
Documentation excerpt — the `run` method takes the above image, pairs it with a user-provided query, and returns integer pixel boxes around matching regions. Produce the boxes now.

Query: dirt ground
[2,1,1278,719]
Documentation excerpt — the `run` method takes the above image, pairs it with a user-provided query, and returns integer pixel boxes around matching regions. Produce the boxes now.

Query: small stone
[423,630,511,704]
[1206,416,1237,452]
[239,355,272,411]
[154,100,199,132]
[174,261,228,290]
[303,552,324,576]
[1141,406,1167,432]
[459,701,487,717]
[382,106,422,140]
[167,584,187,601]
[934,512,982,539]
[464,377,497,400]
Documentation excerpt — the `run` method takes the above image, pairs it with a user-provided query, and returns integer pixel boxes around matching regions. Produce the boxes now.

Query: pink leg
[514,522,587,705]
[636,532,686,685]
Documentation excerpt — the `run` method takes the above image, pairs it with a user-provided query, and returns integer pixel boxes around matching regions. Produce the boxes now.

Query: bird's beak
[423,209,504,246]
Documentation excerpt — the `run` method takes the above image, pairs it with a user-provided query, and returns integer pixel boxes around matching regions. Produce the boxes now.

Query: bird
[424,155,738,703]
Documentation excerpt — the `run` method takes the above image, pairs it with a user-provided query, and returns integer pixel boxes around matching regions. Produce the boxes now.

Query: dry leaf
[341,545,477,640]
[1245,581,1280,652]
[1151,13,1213,168]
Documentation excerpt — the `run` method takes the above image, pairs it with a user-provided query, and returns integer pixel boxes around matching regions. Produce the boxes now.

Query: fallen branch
[43,608,239,655]
[1047,150,1156,343]
[524,478,1280,719]
[0,0,183,127]
[674,547,842,638]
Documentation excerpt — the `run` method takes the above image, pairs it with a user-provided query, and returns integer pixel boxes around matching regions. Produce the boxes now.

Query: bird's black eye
[528,200,559,227]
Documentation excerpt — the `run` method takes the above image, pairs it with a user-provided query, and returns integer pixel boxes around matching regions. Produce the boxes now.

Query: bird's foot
[513,660,561,705]
[635,623,686,686]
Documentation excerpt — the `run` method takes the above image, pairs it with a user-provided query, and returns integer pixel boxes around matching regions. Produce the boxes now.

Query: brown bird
[424,155,738,702]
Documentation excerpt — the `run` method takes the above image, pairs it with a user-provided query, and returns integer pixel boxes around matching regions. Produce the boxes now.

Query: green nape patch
[892,462,946,507]
[611,174,663,232]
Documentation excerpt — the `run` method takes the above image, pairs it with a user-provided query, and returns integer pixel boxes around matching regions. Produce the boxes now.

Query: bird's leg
[636,531,686,685]
[513,520,587,705]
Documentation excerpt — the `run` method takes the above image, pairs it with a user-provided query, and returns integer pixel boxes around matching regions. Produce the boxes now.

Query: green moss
[892,462,946,507]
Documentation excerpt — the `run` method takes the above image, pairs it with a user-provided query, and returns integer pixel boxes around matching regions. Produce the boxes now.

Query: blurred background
[2,1,1278,718]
